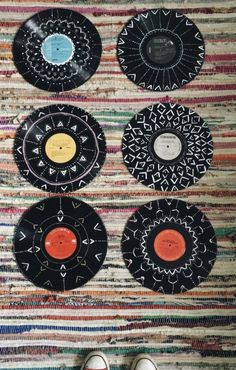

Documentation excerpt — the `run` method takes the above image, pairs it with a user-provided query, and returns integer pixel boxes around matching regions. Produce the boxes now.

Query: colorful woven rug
[0,1,236,369]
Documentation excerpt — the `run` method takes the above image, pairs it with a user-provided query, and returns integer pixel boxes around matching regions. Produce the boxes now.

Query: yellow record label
[45,133,76,164]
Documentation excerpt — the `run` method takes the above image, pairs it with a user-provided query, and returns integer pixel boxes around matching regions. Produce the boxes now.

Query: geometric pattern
[14,104,106,193]
[13,8,102,91]
[122,103,213,191]
[14,196,108,291]
[117,8,205,91]
[122,198,217,294]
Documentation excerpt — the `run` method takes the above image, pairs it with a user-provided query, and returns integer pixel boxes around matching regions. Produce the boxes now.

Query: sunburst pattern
[122,198,217,294]
[117,8,205,91]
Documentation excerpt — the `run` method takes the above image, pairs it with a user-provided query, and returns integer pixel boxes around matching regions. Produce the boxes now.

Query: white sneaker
[81,351,110,370]
[131,354,159,370]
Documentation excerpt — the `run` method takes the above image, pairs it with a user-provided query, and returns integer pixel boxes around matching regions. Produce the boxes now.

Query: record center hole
[44,227,77,260]
[154,229,186,262]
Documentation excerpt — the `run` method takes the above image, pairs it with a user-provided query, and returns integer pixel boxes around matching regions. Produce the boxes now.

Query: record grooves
[122,198,217,294]
[13,8,102,91]
[14,104,106,193]
[117,8,205,91]
[14,197,108,291]
[122,103,213,191]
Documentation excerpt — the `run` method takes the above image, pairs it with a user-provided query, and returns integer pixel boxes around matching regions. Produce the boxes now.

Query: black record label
[14,197,107,291]
[122,103,213,191]
[13,8,102,91]
[14,104,106,193]
[122,198,217,294]
[117,8,205,91]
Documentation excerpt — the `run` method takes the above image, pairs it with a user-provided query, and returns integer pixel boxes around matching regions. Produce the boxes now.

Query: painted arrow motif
[57,210,64,222]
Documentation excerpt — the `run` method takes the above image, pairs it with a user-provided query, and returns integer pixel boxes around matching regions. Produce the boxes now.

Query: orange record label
[154,229,186,262]
[45,227,77,260]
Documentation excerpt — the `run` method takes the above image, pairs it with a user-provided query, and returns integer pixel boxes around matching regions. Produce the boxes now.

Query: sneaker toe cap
[135,358,157,370]
[85,355,108,370]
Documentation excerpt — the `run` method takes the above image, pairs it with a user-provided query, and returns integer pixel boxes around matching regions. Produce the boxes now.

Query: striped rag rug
[0,1,235,369]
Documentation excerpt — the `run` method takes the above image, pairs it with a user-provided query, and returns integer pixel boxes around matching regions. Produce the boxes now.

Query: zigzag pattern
[122,198,217,294]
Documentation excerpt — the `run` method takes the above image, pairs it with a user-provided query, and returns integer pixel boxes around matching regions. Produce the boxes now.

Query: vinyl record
[14,104,106,193]
[14,196,107,291]
[122,103,213,191]
[13,8,102,91]
[122,198,217,294]
[117,8,205,91]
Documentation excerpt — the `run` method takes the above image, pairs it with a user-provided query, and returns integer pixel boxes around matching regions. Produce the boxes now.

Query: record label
[14,197,108,291]
[45,227,77,260]
[153,132,182,161]
[13,8,102,91]
[146,34,177,65]
[122,198,217,294]
[153,229,186,262]
[122,103,213,191]
[45,133,77,164]
[14,104,106,193]
[41,34,75,65]
[117,8,205,91]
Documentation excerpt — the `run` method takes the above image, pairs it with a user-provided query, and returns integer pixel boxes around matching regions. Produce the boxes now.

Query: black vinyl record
[14,196,107,291]
[13,8,102,91]
[122,103,213,191]
[14,104,106,193]
[117,8,205,91]
[122,198,217,294]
